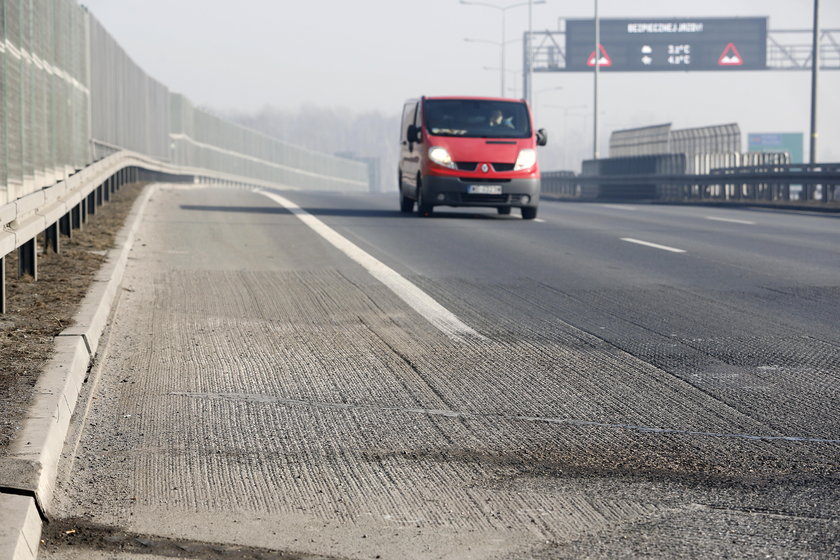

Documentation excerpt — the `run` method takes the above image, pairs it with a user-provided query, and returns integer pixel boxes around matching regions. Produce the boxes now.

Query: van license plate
[468,185,503,195]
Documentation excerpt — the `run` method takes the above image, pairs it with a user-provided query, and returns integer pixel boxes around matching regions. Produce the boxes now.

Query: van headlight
[514,149,537,171]
[428,146,457,169]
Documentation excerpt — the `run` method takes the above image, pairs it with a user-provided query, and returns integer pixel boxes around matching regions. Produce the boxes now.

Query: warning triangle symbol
[587,44,613,67]
[718,43,743,66]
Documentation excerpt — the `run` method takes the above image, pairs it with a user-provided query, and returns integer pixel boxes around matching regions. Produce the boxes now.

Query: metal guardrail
[0,150,324,313]
[1,0,372,313]
[541,165,840,204]
[1,1,369,208]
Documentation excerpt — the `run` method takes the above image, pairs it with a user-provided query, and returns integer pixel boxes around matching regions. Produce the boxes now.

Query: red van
[399,96,546,219]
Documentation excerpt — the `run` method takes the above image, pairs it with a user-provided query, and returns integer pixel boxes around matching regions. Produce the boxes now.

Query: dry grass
[0,183,145,451]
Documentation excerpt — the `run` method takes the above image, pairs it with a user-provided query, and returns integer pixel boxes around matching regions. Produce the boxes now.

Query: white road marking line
[601,204,637,211]
[534,218,546,223]
[621,238,686,253]
[257,190,485,342]
[705,216,756,225]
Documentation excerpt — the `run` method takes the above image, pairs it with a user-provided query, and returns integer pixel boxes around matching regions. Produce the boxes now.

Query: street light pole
[809,0,819,165]
[466,37,521,96]
[501,5,506,96]
[593,0,600,160]
[527,0,533,107]
[461,0,545,99]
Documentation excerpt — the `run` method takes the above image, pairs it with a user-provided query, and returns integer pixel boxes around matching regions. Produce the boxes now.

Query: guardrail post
[1,257,5,314]
[60,212,72,238]
[78,198,87,229]
[44,222,60,254]
[19,239,37,280]
[103,179,111,202]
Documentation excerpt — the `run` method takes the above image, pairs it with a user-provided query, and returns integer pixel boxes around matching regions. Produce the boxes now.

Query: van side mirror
[407,124,422,144]
[536,128,548,146]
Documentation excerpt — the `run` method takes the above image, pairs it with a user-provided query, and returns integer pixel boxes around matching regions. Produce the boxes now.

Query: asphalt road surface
[44,185,840,559]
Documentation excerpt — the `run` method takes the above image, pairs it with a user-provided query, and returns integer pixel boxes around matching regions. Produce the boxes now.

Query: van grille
[492,163,515,172]
[455,162,516,172]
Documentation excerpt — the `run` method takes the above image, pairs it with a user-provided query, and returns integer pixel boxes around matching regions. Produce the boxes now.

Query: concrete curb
[0,183,159,560]
[0,495,41,560]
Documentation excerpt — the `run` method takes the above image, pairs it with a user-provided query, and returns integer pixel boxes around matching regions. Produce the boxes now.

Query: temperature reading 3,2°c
[667,44,691,65]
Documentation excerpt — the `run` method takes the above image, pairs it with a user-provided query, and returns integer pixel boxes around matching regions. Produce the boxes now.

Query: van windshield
[424,99,531,139]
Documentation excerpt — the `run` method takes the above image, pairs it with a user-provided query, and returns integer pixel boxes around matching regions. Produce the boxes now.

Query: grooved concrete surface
[46,187,839,559]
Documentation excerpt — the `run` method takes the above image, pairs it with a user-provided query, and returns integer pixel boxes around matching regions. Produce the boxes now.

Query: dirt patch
[0,183,145,452]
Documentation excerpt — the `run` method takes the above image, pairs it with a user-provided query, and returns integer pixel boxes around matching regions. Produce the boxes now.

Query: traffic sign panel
[565,18,767,71]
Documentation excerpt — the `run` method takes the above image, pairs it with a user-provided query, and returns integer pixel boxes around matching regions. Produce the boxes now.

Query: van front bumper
[421,175,540,208]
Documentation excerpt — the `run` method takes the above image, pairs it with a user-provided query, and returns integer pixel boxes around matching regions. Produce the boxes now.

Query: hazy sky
[80,0,840,162]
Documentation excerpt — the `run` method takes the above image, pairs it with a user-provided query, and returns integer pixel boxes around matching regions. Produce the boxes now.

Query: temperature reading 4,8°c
[667,43,691,65]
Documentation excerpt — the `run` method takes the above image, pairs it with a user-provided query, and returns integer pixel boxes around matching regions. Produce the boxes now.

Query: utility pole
[809,0,819,165]
[593,0,600,159]
[527,0,533,107]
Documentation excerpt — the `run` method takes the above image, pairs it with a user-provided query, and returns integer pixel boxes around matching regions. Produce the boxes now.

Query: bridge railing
[0,147,335,313]
[542,164,840,205]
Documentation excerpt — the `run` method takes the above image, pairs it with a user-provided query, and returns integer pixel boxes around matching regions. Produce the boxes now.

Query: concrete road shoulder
[0,183,158,560]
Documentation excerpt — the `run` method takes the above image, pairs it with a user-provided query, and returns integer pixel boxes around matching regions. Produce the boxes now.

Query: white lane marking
[534,218,546,223]
[601,204,637,211]
[257,190,485,342]
[621,238,686,254]
[705,216,756,225]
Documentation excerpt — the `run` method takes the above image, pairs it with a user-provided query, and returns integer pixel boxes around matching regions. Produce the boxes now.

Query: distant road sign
[748,133,803,163]
[565,18,767,71]
[587,44,612,67]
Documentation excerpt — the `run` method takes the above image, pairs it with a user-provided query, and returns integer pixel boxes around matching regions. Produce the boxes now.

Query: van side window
[401,102,417,143]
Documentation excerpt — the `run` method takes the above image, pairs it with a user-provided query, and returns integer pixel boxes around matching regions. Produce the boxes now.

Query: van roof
[424,96,528,104]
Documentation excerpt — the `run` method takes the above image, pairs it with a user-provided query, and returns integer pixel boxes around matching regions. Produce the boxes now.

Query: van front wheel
[521,206,538,220]
[417,183,433,217]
